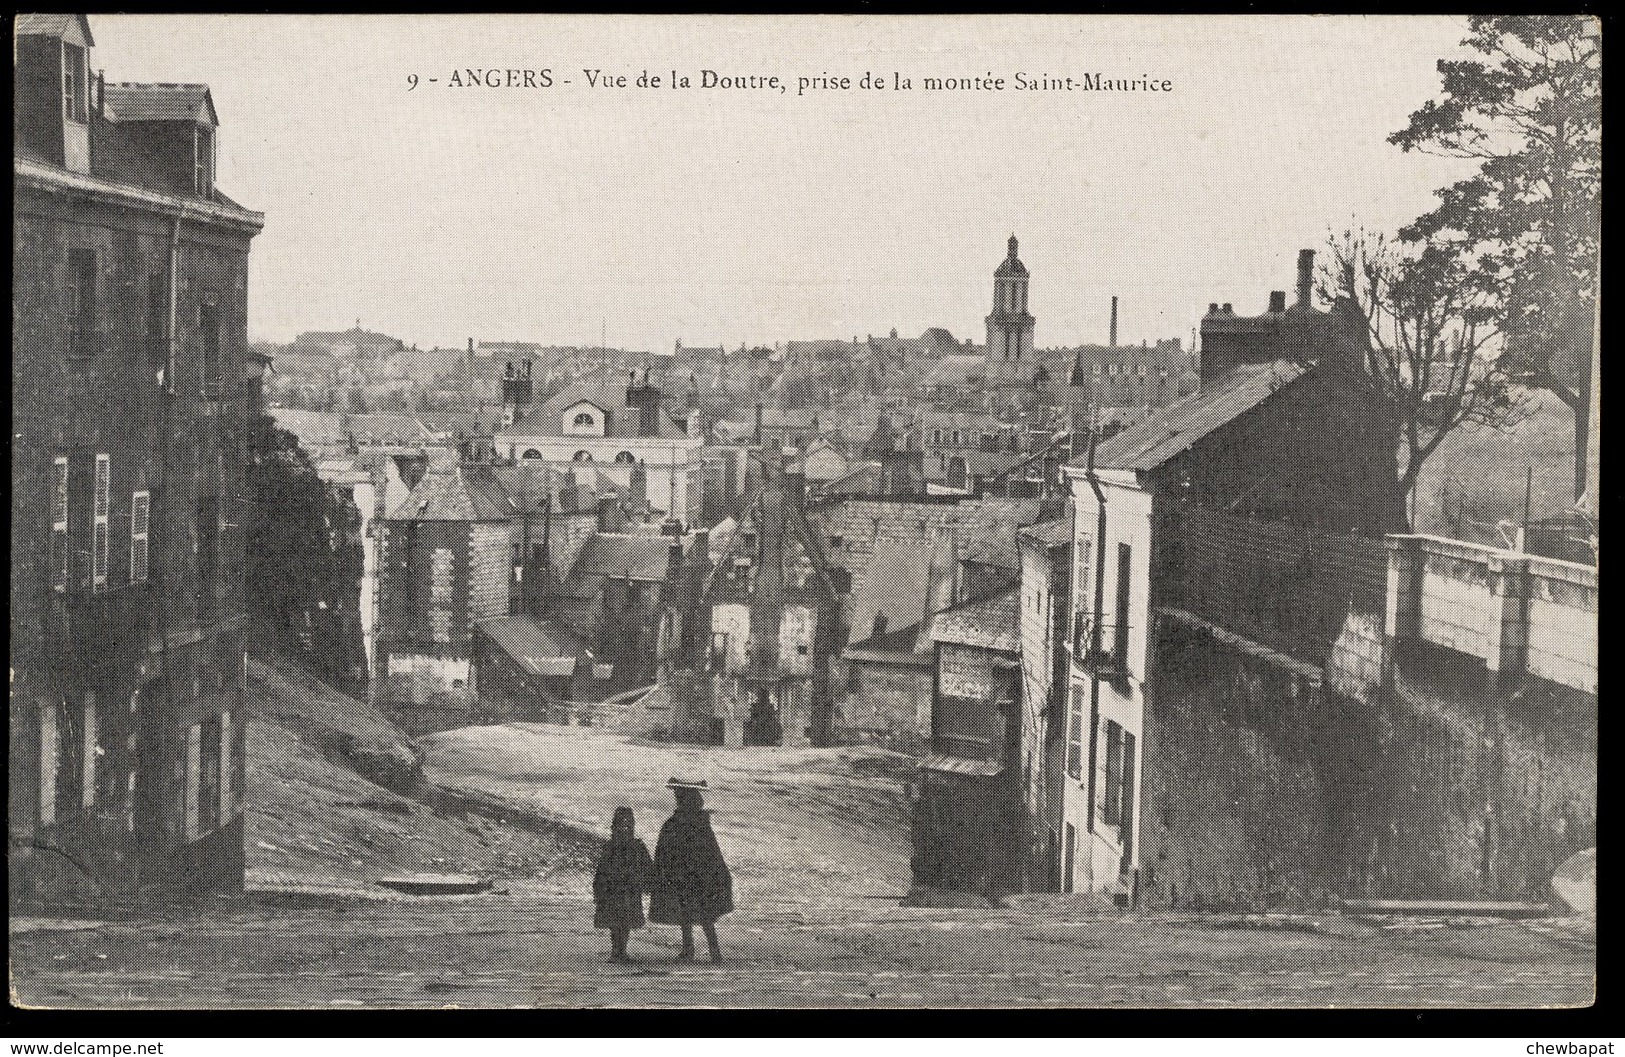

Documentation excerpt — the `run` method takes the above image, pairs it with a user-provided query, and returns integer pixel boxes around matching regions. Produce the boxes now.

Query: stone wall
[1139,619,1597,910]
[468,521,513,623]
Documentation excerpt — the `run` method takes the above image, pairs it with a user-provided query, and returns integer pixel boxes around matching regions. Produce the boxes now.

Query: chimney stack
[1297,248,1315,308]
[1110,296,1119,347]
[1268,291,1287,313]
[1221,303,1233,314]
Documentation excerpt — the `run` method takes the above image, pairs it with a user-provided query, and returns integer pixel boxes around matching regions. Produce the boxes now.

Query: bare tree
[1319,228,1532,524]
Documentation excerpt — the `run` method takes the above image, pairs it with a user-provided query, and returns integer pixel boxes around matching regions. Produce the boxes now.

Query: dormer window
[62,44,87,123]
[574,412,595,428]
[194,126,215,196]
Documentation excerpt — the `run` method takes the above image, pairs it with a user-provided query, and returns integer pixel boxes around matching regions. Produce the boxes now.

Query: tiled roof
[569,533,673,583]
[477,615,581,678]
[104,83,216,125]
[1088,360,1308,473]
[929,588,1020,653]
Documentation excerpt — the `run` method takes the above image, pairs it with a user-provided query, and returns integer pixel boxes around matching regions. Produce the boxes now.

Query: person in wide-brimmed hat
[648,778,734,962]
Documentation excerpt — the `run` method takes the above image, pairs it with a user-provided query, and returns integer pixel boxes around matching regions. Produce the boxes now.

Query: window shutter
[131,491,151,583]
[92,454,110,589]
[52,457,69,592]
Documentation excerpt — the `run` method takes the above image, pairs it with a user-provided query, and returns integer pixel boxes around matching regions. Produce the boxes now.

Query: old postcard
[10,13,1597,1011]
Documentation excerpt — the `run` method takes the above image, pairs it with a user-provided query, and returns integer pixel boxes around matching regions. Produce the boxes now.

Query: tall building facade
[11,15,265,903]
[985,235,1035,385]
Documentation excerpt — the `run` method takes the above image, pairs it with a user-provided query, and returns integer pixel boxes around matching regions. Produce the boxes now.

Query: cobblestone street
[11,893,1595,1008]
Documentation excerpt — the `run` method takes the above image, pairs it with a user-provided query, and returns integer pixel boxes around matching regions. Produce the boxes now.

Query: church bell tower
[985,234,1035,385]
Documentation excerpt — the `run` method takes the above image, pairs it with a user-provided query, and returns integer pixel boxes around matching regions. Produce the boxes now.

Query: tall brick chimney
[1297,249,1315,308]
[1110,296,1119,347]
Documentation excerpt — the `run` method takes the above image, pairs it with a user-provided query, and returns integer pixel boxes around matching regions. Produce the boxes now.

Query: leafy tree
[1390,15,1600,498]
[1319,228,1532,526]
[246,415,365,688]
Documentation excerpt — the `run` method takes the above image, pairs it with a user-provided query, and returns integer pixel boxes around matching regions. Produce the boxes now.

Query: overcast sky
[88,14,1476,353]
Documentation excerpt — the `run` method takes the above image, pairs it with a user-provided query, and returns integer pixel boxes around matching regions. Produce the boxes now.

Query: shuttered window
[1066,685,1085,780]
[130,491,150,583]
[52,457,69,592]
[92,454,109,589]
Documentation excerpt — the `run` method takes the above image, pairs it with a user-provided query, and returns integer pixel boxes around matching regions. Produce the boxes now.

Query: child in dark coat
[593,807,654,963]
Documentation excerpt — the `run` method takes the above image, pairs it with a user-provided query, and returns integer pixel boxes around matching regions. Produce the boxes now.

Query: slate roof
[16,13,94,42]
[505,383,687,440]
[1087,360,1308,473]
[921,355,986,389]
[920,754,1004,778]
[569,533,673,583]
[388,468,511,521]
[477,615,582,678]
[1019,519,1072,549]
[104,83,219,125]
[761,408,821,431]
[929,587,1021,653]
[270,409,432,448]
[842,619,932,666]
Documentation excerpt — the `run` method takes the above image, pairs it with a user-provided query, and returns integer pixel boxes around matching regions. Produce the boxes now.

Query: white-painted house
[495,376,703,526]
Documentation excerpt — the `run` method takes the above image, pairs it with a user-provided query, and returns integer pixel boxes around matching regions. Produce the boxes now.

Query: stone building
[696,467,842,747]
[1050,251,1596,907]
[11,14,264,903]
[911,588,1025,896]
[375,466,513,733]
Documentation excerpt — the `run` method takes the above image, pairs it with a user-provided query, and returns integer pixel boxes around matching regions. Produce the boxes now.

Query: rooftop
[929,587,1021,653]
[477,615,582,679]
[1086,360,1308,473]
[103,83,217,125]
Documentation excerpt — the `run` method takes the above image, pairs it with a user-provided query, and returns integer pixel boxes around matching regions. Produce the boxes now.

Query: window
[1063,823,1076,894]
[199,300,221,395]
[952,430,961,445]
[62,43,87,123]
[39,702,60,826]
[130,491,150,583]
[67,249,97,358]
[219,711,234,823]
[522,449,542,461]
[828,535,843,550]
[614,451,635,463]
[1066,686,1085,779]
[1092,363,1102,376]
[81,692,98,810]
[931,429,942,445]
[200,713,222,834]
[1120,730,1137,860]
[194,127,214,196]
[1101,719,1124,824]
[1113,542,1133,667]
[184,723,202,841]
[51,457,69,593]
[572,450,594,462]
[196,495,219,615]
[573,412,595,427]
[92,454,109,590]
